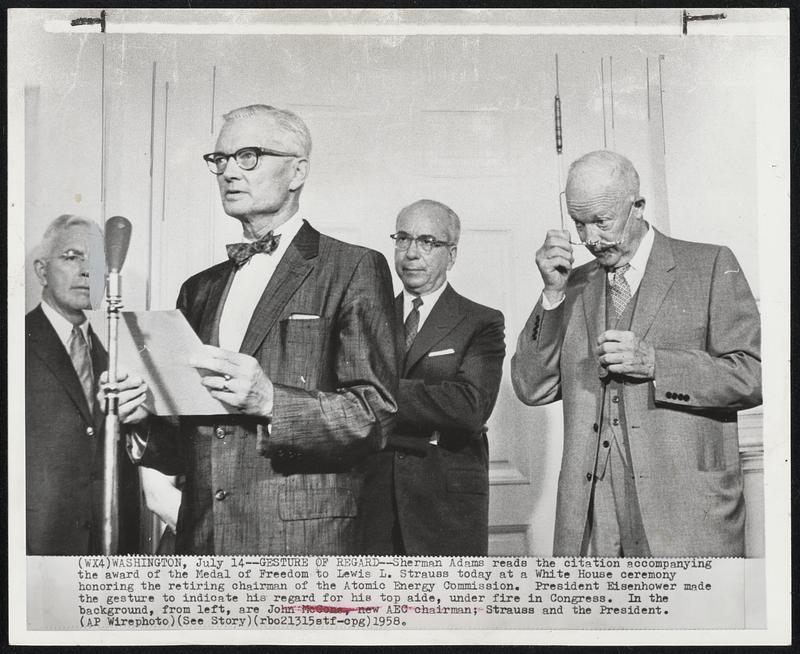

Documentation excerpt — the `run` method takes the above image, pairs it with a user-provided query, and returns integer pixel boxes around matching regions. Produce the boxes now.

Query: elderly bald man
[511,150,761,557]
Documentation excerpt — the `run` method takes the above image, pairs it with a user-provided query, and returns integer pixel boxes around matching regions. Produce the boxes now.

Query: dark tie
[404,296,424,353]
[226,231,281,268]
[610,263,632,318]
[69,324,94,414]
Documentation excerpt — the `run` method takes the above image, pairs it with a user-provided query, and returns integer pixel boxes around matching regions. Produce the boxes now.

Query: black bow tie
[226,231,281,268]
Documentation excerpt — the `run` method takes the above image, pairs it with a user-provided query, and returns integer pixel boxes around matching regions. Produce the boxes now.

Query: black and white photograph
[8,8,790,645]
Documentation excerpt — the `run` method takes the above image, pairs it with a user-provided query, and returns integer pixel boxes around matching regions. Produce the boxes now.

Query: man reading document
[111,104,397,555]
[511,150,761,557]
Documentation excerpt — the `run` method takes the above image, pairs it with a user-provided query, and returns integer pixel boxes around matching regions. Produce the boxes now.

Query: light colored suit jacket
[511,229,761,556]
[140,221,398,554]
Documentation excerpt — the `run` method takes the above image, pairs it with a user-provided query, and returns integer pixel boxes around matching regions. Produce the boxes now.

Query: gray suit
[511,229,761,556]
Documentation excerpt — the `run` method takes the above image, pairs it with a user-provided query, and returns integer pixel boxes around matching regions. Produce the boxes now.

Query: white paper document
[87,310,233,416]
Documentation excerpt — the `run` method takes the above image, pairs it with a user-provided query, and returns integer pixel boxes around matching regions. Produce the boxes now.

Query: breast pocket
[278,317,331,389]
[422,346,460,379]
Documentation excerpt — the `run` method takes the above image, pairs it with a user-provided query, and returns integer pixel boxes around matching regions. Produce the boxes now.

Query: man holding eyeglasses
[25,215,141,554]
[359,199,505,555]
[115,104,398,554]
[511,150,762,557]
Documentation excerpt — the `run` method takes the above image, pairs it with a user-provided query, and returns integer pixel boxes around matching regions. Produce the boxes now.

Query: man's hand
[535,229,574,305]
[98,371,151,424]
[596,330,655,379]
[190,344,274,418]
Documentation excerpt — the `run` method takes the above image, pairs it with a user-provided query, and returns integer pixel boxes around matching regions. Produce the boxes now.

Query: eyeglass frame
[390,232,455,254]
[558,190,638,248]
[202,146,302,175]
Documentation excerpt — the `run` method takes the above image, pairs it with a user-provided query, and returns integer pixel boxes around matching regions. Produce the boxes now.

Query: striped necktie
[404,296,424,352]
[69,324,94,414]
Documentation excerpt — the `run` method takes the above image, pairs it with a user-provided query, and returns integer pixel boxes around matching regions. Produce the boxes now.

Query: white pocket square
[288,313,320,320]
[428,348,455,357]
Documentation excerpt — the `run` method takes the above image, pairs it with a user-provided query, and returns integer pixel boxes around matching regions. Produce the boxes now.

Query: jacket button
[611,396,620,404]
[586,472,593,481]
[592,423,598,433]
[682,393,690,401]
[214,489,228,501]
[666,391,674,399]
[602,440,610,448]
[611,418,620,426]
[85,427,94,437]
[215,427,226,439]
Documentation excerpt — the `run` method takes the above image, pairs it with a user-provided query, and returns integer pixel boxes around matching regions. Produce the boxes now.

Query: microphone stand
[102,266,123,555]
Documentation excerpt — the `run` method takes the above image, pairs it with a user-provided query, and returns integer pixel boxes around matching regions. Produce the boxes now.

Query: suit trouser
[584,428,651,557]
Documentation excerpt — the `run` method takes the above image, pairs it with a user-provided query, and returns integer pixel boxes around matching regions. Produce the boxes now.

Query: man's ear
[33,258,48,288]
[447,245,458,271]
[289,158,310,192]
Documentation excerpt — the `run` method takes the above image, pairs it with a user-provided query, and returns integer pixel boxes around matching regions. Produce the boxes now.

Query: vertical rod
[658,55,666,154]
[161,82,169,223]
[100,41,107,220]
[554,54,565,229]
[646,58,651,121]
[609,56,615,130]
[600,58,607,149]
[146,62,157,311]
[210,65,217,134]
[103,271,121,555]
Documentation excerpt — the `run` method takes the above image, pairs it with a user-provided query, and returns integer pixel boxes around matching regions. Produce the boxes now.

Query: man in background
[116,104,398,554]
[511,150,761,557]
[25,215,140,554]
[360,199,505,555]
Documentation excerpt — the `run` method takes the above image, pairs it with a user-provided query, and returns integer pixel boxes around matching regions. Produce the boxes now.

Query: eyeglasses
[390,232,454,254]
[202,146,301,174]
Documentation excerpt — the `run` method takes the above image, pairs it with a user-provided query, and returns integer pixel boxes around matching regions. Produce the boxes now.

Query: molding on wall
[489,459,530,486]
[738,407,764,450]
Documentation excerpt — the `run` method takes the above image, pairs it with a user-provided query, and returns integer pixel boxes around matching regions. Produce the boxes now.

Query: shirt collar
[403,280,449,313]
[237,213,305,268]
[609,221,654,275]
[40,299,89,349]
[242,212,304,244]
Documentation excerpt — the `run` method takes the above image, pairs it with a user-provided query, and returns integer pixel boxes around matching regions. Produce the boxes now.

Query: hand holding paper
[190,344,275,419]
[87,310,234,416]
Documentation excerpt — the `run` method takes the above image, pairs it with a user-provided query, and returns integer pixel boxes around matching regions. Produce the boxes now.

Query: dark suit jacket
[359,284,505,555]
[139,220,398,554]
[25,305,140,555]
[512,229,762,556]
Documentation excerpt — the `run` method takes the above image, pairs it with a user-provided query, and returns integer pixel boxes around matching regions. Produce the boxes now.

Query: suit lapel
[630,229,676,340]
[394,294,405,356]
[27,306,93,423]
[581,262,606,352]
[196,262,236,346]
[89,325,108,430]
[404,284,466,374]
[239,221,318,357]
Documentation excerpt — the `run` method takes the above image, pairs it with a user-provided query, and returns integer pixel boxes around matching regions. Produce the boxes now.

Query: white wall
[12,10,785,555]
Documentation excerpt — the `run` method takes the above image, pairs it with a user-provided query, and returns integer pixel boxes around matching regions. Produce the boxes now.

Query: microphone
[102,215,131,555]
[105,216,132,272]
